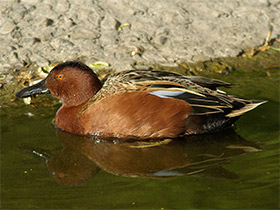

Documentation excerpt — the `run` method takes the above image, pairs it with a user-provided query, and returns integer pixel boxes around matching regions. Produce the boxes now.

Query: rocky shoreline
[1,0,279,74]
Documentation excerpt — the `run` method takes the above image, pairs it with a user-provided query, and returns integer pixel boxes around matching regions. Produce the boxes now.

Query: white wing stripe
[149,90,185,98]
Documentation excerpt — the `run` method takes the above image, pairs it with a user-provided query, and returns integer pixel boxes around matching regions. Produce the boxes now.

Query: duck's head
[16,61,102,107]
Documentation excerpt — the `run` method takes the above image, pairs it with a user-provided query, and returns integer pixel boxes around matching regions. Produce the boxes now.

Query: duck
[16,61,266,139]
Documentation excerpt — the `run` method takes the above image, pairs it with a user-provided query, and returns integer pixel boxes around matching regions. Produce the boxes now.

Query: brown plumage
[16,61,266,139]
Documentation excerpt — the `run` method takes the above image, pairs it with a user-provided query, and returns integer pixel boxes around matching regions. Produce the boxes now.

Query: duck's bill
[16,78,50,98]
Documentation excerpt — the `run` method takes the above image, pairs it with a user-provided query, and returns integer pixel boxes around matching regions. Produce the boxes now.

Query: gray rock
[0,0,279,73]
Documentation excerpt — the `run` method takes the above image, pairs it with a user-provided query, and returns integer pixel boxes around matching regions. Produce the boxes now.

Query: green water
[1,69,279,209]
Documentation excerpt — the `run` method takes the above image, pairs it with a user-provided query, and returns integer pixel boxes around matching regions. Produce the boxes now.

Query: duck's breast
[81,92,192,138]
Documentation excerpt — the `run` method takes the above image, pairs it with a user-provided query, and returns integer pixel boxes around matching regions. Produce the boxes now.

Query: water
[1,69,279,209]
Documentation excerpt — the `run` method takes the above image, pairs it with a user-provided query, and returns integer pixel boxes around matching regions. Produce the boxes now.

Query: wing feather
[97,70,265,118]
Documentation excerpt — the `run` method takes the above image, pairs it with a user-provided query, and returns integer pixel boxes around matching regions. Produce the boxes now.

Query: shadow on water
[18,128,261,186]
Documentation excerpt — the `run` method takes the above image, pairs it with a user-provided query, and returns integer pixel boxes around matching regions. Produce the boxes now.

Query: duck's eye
[57,74,64,80]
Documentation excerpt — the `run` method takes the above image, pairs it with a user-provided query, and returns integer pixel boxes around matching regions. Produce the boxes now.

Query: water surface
[1,68,279,209]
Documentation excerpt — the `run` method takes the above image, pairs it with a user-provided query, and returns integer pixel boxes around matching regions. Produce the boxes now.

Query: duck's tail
[184,98,267,135]
[226,100,267,118]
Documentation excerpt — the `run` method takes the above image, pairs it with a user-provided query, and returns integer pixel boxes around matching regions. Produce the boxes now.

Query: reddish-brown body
[55,92,192,138]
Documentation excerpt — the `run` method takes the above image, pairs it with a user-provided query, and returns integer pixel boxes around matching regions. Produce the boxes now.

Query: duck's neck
[54,77,102,134]
[62,79,102,107]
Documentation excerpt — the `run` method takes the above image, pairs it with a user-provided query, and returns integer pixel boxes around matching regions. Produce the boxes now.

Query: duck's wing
[184,76,234,90]
[117,70,233,87]
[102,70,232,92]
[101,70,266,118]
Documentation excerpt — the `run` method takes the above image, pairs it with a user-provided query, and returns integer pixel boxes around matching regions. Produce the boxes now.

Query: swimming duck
[16,61,266,139]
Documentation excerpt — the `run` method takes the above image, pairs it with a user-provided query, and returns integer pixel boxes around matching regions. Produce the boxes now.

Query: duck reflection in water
[20,128,261,186]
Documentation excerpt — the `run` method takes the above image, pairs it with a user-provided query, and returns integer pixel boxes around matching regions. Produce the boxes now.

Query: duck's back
[81,70,265,138]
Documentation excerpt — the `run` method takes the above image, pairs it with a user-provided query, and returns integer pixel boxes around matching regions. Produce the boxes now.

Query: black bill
[16,78,50,98]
